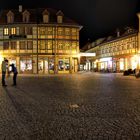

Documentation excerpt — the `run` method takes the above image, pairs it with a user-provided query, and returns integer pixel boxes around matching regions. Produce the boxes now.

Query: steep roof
[0,8,80,26]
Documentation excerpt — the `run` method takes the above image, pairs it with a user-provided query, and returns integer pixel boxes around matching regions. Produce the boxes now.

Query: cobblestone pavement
[0,72,140,140]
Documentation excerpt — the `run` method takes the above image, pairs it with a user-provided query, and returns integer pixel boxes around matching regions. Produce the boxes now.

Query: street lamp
[0,54,3,64]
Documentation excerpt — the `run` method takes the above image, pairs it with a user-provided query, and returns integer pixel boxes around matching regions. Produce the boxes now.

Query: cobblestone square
[0,72,140,140]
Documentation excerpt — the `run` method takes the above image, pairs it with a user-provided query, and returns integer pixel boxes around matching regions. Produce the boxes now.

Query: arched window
[7,11,14,23]
[42,9,49,23]
[22,10,30,23]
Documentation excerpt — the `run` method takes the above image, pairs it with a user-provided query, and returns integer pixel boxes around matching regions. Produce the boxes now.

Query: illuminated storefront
[84,30,139,72]
[98,57,113,72]
[0,7,82,74]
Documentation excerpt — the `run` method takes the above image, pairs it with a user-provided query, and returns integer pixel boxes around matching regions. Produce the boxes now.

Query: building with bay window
[0,6,82,74]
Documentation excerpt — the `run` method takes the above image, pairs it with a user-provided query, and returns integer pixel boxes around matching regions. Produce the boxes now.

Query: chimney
[19,5,23,12]
[116,28,120,37]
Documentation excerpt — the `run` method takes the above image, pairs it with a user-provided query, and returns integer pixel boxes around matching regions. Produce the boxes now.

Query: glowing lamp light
[0,54,3,64]
[79,53,96,57]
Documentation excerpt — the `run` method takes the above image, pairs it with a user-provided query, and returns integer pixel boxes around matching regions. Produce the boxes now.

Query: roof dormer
[56,10,64,23]
[42,9,49,23]
[22,10,30,23]
[7,11,14,23]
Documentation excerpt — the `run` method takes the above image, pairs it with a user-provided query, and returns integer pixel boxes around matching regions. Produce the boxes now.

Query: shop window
[38,59,44,73]
[58,59,64,71]
[20,59,32,73]
[65,59,70,70]
[4,28,9,35]
[49,58,54,71]
[3,42,9,50]
[9,59,16,71]
[58,58,70,71]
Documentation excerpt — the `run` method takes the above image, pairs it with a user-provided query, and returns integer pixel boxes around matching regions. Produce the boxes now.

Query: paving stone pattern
[0,73,140,140]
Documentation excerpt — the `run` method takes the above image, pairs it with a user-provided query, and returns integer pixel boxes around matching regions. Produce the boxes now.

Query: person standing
[1,58,8,86]
[10,63,18,86]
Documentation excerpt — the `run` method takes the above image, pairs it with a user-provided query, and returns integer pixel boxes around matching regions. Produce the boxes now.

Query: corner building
[0,6,82,74]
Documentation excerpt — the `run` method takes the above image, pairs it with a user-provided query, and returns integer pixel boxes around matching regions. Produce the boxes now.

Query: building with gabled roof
[0,6,82,74]
[82,16,140,72]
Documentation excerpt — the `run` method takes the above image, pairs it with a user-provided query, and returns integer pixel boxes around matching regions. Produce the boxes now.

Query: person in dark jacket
[9,63,18,86]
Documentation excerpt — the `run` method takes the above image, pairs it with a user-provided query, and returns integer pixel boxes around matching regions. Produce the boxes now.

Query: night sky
[1,0,140,47]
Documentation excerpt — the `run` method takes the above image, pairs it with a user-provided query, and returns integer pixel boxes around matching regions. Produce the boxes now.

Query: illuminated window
[56,10,64,23]
[58,41,63,50]
[72,28,77,35]
[72,28,77,39]
[57,27,63,39]
[47,28,53,39]
[20,41,26,50]
[43,15,49,23]
[42,9,49,23]
[72,42,77,53]
[27,41,33,50]
[39,41,45,50]
[47,41,52,50]
[4,28,9,35]
[57,16,63,23]
[11,28,16,35]
[58,28,63,35]
[65,41,70,50]
[65,28,70,35]
[39,27,46,35]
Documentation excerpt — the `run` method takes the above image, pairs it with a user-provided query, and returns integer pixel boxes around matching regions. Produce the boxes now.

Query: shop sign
[9,35,27,39]
[100,57,112,62]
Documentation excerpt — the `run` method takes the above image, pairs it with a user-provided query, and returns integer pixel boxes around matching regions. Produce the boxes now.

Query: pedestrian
[9,63,18,86]
[1,58,8,86]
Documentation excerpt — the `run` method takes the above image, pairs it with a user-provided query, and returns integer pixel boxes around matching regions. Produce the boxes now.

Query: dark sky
[1,0,140,47]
